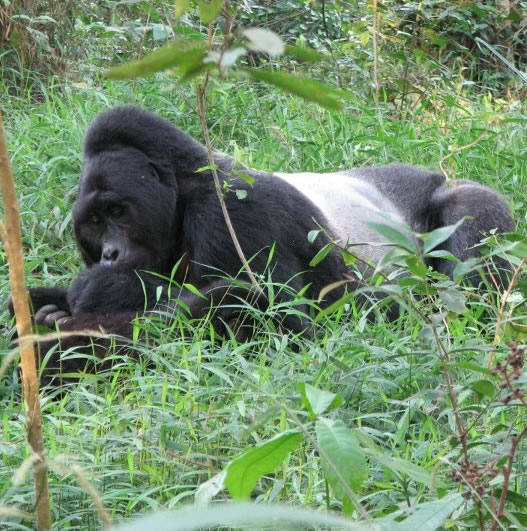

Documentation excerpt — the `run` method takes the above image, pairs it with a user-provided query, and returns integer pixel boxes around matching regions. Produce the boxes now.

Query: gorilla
[12,106,514,379]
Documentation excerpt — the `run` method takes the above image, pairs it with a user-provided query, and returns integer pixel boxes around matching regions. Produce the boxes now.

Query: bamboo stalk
[0,113,51,530]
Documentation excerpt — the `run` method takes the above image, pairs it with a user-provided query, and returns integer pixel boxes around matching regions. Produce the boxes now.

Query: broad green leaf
[225,431,303,500]
[197,0,222,24]
[340,248,357,266]
[405,255,428,278]
[508,239,527,259]
[113,502,368,531]
[316,418,368,514]
[359,31,370,46]
[379,492,463,531]
[350,431,442,488]
[366,222,418,253]
[369,451,442,489]
[421,218,465,254]
[309,242,334,267]
[243,28,284,57]
[298,383,343,420]
[106,44,206,80]
[285,44,325,63]
[174,0,190,18]
[438,288,467,314]
[470,379,496,398]
[246,69,344,110]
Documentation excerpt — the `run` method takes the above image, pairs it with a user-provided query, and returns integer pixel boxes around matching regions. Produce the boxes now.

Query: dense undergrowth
[1,3,527,529]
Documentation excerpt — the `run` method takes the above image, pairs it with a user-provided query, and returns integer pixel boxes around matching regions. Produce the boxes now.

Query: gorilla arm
[14,266,267,385]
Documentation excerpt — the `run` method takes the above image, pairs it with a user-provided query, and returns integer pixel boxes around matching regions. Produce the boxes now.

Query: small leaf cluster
[106,2,354,111]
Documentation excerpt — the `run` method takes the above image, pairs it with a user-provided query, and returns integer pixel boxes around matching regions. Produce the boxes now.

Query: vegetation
[0,1,526,530]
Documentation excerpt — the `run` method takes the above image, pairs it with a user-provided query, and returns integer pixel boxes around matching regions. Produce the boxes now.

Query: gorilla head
[73,146,179,273]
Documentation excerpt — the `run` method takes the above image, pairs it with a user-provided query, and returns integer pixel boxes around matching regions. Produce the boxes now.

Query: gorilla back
[17,106,515,380]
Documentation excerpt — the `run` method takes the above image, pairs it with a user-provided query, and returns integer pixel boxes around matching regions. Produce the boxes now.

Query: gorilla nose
[101,245,120,265]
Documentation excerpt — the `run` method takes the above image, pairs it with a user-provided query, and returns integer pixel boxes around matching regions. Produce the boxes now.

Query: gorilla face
[73,146,179,273]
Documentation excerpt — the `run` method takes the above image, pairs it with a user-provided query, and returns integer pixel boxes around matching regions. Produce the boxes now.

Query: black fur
[11,106,515,382]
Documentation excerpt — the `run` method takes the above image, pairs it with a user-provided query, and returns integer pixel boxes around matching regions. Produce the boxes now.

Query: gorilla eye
[89,214,101,225]
[108,205,125,218]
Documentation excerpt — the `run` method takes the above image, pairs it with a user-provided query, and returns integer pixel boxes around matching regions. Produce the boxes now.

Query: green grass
[0,73,526,530]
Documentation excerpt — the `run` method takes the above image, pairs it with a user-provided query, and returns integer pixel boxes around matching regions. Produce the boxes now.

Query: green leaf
[508,239,527,259]
[285,44,325,63]
[366,222,418,253]
[438,288,467,314]
[183,283,206,298]
[195,163,218,173]
[309,243,334,267]
[405,255,428,278]
[174,0,190,18]
[421,218,465,254]
[243,28,284,57]
[307,229,320,243]
[235,189,247,200]
[470,379,496,398]
[245,69,345,111]
[235,173,255,186]
[298,383,343,420]
[106,44,207,80]
[316,418,368,514]
[364,451,441,489]
[379,492,463,530]
[453,257,480,283]
[196,0,222,24]
[424,249,459,261]
[314,291,355,321]
[317,279,351,302]
[194,471,226,506]
[225,431,303,500]
[340,248,357,266]
[454,362,492,376]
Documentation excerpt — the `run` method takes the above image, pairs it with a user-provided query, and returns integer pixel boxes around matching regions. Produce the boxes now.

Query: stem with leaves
[0,114,51,530]
[195,7,263,295]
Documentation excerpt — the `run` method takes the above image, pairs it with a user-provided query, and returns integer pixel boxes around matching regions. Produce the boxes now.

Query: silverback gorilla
[13,106,514,380]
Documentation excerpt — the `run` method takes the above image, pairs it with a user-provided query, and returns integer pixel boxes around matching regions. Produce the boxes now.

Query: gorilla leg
[430,181,515,282]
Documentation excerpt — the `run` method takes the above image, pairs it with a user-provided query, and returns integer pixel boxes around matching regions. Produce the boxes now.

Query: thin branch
[372,0,380,105]
[439,131,489,180]
[195,3,264,296]
[492,424,527,530]
[0,113,51,529]
[487,258,526,367]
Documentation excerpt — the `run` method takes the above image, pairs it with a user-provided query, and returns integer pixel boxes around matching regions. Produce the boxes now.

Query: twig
[492,424,527,530]
[0,113,51,530]
[487,258,526,368]
[439,131,489,180]
[195,3,263,295]
[372,0,380,105]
